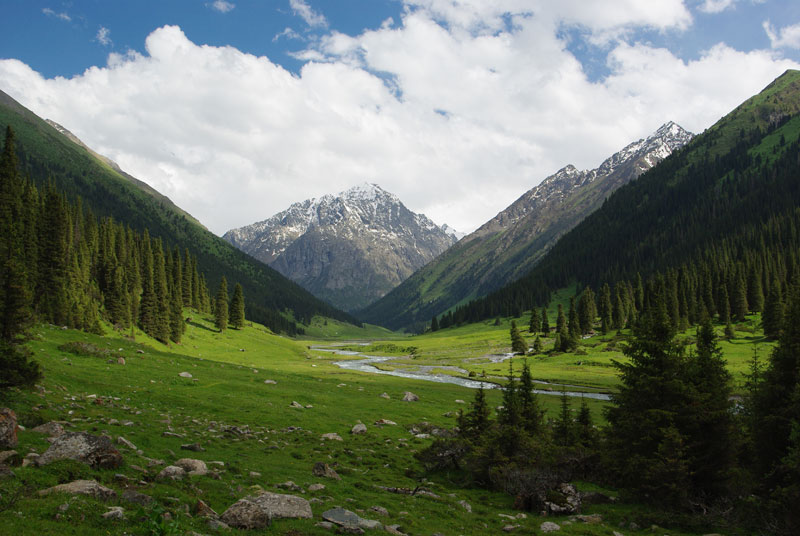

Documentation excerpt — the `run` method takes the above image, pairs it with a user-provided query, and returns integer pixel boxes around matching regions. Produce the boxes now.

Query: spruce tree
[430,315,439,332]
[460,385,491,441]
[555,392,574,446]
[763,277,784,340]
[540,306,550,336]
[498,361,519,428]
[518,359,542,434]
[528,308,540,334]
[229,282,246,329]
[151,238,170,343]
[577,286,596,334]
[214,276,229,332]
[510,320,526,354]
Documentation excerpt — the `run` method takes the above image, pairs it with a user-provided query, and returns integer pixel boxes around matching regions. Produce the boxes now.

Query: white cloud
[0,3,797,238]
[208,1,235,13]
[42,8,71,22]
[96,27,112,47]
[273,27,303,42]
[698,0,735,14]
[764,20,800,50]
[290,0,327,28]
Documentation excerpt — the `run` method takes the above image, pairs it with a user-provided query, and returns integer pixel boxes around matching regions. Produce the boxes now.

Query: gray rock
[196,499,218,518]
[576,514,603,524]
[322,507,362,528]
[502,525,519,532]
[379,392,390,399]
[543,483,581,515]
[102,506,125,520]
[0,408,18,448]
[181,442,205,452]
[458,500,472,512]
[370,505,389,516]
[175,458,208,476]
[385,525,407,536]
[402,392,419,402]
[32,421,65,438]
[121,489,153,505]
[117,436,137,450]
[540,521,561,533]
[36,432,123,469]
[221,492,312,528]
[0,450,17,464]
[263,379,277,385]
[178,372,193,378]
[207,518,231,531]
[374,419,397,426]
[0,464,16,479]
[316,521,335,530]
[157,465,186,480]
[351,423,367,435]
[276,480,302,492]
[117,357,126,365]
[313,462,341,480]
[308,483,326,492]
[39,479,117,501]
[321,432,343,441]
[290,401,304,409]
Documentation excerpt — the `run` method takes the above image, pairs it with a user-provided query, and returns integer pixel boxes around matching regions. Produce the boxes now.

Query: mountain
[223,183,458,312]
[0,89,357,333]
[360,121,693,331]
[449,69,800,325]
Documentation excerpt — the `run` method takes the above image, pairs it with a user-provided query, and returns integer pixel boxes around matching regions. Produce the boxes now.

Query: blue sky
[2,1,800,234]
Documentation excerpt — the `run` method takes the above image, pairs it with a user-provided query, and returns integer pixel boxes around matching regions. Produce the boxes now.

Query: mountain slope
[0,89,357,333]
[360,122,692,331]
[451,69,800,324]
[224,183,458,311]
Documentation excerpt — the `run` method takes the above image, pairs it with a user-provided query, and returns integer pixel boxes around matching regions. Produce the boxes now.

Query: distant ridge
[360,122,692,331]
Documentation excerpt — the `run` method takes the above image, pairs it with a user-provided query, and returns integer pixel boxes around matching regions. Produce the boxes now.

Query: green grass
[0,310,762,535]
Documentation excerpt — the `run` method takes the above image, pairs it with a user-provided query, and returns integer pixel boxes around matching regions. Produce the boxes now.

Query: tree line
[0,126,246,387]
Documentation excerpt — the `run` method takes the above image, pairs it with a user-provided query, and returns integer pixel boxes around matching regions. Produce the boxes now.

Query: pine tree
[599,283,613,332]
[747,264,764,313]
[718,283,731,324]
[460,385,491,441]
[533,335,543,354]
[554,392,574,446]
[510,320,526,354]
[577,397,595,447]
[577,286,596,334]
[214,276,229,332]
[430,315,439,332]
[763,277,784,340]
[181,248,193,307]
[568,296,580,341]
[732,270,749,321]
[528,308,540,334]
[229,282,246,329]
[498,361,519,428]
[518,359,542,434]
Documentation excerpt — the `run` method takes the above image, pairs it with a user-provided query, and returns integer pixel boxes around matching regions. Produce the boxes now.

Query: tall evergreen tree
[763,277,784,340]
[528,308,540,334]
[540,306,550,336]
[214,276,229,332]
[229,282,246,329]
[518,359,543,434]
[510,320,526,354]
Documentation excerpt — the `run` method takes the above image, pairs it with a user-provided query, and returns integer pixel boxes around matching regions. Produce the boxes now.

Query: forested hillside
[440,70,800,331]
[0,90,356,333]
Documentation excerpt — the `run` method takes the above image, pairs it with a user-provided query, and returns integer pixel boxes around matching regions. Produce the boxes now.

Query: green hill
[447,69,800,324]
[0,89,357,333]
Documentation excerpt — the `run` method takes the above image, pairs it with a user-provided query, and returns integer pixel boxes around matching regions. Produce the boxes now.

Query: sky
[1,1,800,236]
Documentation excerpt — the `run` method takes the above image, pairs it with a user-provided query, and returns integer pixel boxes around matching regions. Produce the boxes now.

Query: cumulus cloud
[764,20,800,50]
[273,27,303,42]
[208,1,235,13]
[42,8,71,22]
[0,2,797,237]
[290,0,327,28]
[96,27,112,46]
[698,0,735,14]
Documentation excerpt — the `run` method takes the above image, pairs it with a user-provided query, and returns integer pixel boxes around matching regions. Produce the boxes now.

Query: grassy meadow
[0,307,767,535]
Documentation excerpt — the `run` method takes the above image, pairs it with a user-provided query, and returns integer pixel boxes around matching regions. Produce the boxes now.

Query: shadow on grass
[186,319,218,333]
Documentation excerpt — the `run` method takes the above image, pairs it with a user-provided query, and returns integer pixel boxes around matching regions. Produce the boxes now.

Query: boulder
[175,458,208,476]
[32,421,65,438]
[313,462,341,480]
[540,521,561,533]
[36,432,123,469]
[221,492,312,529]
[543,483,580,515]
[308,483,325,492]
[180,442,204,452]
[102,506,125,520]
[39,479,117,501]
[322,507,382,530]
[0,408,18,448]
[0,450,17,464]
[351,423,367,435]
[402,392,419,402]
[157,465,186,480]
[196,499,218,518]
[121,489,153,506]
[321,433,343,441]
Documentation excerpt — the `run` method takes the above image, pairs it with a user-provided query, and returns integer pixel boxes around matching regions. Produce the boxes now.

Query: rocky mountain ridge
[223,183,458,312]
[359,122,693,331]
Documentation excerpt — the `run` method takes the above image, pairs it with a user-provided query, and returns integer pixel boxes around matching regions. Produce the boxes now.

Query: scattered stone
[196,499,218,518]
[308,483,326,492]
[322,507,382,531]
[0,408,18,448]
[455,399,466,404]
[136,349,145,354]
[576,514,603,524]
[207,518,230,531]
[0,464,15,479]
[385,525,407,536]
[221,492,312,529]
[157,465,186,480]
[122,489,153,506]
[162,431,184,438]
[117,436,137,450]
[39,479,117,501]
[178,372,193,378]
[117,358,126,365]
[175,458,208,476]
[290,401,304,409]
[613,532,625,536]
[458,500,472,512]
[102,506,125,520]
[402,392,419,402]
[22,452,39,467]
[181,442,205,452]
[0,450,17,464]
[374,419,396,426]
[263,380,277,385]
[277,481,302,492]
[317,521,336,530]
[543,483,581,515]
[540,521,561,533]
[379,393,390,399]
[502,525,520,532]
[321,433,343,441]
[36,432,122,469]
[371,505,389,517]
[313,462,341,480]
[32,421,65,438]
[249,471,261,478]
[376,486,440,499]
[351,423,367,435]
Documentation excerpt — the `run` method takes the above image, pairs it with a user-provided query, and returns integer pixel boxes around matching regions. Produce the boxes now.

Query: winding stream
[314,347,611,400]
